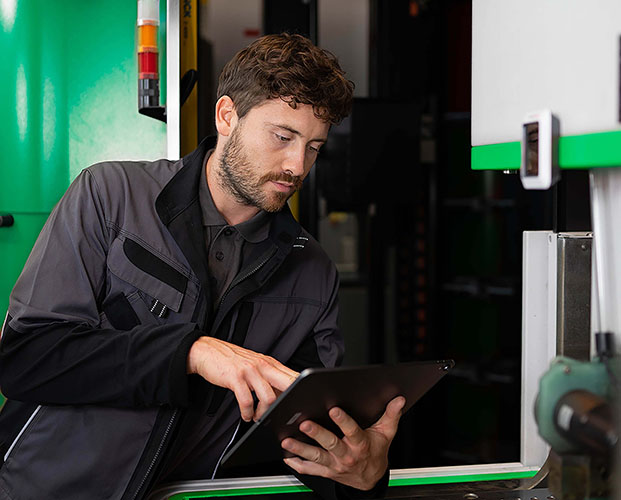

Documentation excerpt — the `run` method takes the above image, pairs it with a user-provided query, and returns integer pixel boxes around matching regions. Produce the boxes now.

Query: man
[0,33,404,499]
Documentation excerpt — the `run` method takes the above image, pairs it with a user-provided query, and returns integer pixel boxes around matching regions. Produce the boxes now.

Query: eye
[308,144,321,154]
[276,134,290,143]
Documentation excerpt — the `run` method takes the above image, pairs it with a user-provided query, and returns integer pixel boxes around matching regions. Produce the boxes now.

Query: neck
[205,149,261,226]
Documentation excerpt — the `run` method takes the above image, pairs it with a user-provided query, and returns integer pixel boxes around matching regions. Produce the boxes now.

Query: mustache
[260,172,303,190]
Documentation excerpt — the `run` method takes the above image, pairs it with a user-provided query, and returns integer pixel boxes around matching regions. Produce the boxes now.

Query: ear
[214,95,238,137]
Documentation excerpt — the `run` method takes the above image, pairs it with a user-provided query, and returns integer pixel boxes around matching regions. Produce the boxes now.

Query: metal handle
[0,214,14,227]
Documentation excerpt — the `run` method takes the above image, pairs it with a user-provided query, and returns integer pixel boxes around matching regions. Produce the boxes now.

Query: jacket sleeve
[0,169,200,408]
[287,261,344,372]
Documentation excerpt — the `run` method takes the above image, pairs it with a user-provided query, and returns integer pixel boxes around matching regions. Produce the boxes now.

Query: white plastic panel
[472,0,621,146]
[521,231,556,466]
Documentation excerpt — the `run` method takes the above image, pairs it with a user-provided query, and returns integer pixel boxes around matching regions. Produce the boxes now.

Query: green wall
[0,0,168,324]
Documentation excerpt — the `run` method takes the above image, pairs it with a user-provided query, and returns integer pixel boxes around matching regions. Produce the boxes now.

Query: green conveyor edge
[168,470,538,499]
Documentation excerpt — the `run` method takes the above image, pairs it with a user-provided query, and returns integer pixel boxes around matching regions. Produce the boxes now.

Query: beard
[218,124,303,212]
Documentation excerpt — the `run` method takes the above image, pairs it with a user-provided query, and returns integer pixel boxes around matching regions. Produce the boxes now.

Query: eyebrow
[270,123,327,144]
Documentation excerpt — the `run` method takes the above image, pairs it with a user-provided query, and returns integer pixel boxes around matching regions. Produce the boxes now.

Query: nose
[282,144,308,178]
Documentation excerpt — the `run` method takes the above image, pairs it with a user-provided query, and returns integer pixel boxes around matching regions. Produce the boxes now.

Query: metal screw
[464,494,479,500]
[563,366,571,374]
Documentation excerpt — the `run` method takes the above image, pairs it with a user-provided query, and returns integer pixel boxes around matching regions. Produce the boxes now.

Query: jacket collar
[156,135,302,251]
[155,136,216,225]
[155,137,303,304]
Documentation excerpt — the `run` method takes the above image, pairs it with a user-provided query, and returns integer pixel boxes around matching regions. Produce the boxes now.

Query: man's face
[218,99,330,212]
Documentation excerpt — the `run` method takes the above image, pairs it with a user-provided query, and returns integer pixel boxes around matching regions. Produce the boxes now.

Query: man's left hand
[281,396,406,491]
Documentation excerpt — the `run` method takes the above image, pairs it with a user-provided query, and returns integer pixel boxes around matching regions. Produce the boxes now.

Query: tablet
[221,359,454,469]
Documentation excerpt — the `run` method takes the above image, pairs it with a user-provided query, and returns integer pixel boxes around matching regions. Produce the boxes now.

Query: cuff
[168,324,204,407]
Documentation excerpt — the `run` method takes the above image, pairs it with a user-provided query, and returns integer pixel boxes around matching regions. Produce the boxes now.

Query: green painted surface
[471,130,621,170]
[0,1,69,213]
[471,142,521,171]
[0,0,168,323]
[388,470,536,486]
[167,471,538,499]
[65,1,168,180]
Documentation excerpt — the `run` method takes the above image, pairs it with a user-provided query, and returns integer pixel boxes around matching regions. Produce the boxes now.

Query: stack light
[137,0,160,109]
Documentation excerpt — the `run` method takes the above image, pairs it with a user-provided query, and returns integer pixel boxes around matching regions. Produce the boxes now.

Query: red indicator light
[138,51,158,78]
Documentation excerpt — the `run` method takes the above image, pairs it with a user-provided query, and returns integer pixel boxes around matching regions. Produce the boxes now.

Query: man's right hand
[187,336,299,422]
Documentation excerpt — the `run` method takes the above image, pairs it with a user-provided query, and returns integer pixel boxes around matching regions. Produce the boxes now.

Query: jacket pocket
[2,405,42,464]
[0,405,158,500]
[106,237,189,324]
[101,293,141,330]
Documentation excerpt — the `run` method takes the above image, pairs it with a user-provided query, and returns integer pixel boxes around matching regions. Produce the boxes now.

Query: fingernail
[300,421,312,432]
[331,408,341,418]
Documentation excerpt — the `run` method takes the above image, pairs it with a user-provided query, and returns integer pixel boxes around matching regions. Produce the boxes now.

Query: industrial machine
[473,1,621,498]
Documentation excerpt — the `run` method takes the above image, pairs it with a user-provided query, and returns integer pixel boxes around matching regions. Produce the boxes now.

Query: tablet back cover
[221,360,453,469]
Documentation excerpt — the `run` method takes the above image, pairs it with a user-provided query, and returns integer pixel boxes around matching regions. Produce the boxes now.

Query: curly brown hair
[217,33,354,124]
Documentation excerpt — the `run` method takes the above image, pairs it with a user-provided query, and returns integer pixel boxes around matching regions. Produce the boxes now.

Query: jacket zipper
[131,248,277,497]
[217,247,277,322]
[131,409,178,500]
[4,405,42,462]
[130,266,213,499]
[208,250,276,472]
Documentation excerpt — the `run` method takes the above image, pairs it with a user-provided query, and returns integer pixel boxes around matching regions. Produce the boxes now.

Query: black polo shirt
[199,150,272,309]
[162,150,273,481]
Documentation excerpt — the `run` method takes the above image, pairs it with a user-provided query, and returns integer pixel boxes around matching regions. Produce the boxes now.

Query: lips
[270,180,295,193]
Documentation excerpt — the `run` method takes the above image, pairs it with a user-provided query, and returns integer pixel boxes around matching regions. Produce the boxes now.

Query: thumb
[373,396,406,439]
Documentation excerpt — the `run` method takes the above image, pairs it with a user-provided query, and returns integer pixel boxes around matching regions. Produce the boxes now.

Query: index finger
[328,407,366,446]
[259,358,299,392]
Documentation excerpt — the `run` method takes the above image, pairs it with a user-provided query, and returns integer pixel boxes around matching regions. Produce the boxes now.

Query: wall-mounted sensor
[520,110,560,190]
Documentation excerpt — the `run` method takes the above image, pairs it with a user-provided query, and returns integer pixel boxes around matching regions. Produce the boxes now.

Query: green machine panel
[0,0,168,323]
[471,131,621,171]
[472,1,621,171]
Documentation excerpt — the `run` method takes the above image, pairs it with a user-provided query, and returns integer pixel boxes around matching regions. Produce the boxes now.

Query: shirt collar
[235,209,272,243]
[199,149,273,243]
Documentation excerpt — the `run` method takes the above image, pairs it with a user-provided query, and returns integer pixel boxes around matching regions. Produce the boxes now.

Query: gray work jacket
[0,137,344,499]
